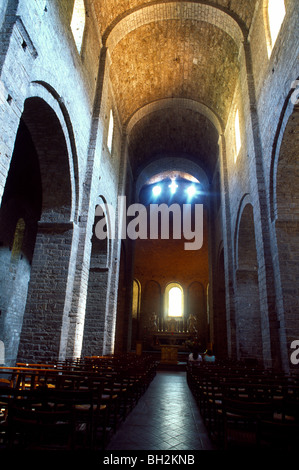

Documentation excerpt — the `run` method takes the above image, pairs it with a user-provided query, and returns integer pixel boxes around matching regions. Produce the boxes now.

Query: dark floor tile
[106,370,213,451]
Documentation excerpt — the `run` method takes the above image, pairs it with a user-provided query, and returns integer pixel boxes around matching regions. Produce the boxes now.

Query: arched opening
[275,106,299,366]
[13,97,74,364]
[235,203,263,362]
[165,283,184,318]
[82,204,110,357]
[133,166,210,353]
[0,118,42,365]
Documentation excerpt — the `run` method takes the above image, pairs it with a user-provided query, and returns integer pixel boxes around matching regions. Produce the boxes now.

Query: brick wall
[0,0,125,363]
[0,0,298,370]
[218,0,299,370]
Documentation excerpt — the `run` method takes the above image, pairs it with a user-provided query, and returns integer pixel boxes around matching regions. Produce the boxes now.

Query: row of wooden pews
[0,353,157,451]
[187,360,299,450]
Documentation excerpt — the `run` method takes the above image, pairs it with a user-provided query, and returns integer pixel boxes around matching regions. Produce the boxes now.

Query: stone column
[17,221,74,363]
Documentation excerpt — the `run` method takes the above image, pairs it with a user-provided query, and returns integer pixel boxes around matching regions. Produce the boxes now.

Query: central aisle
[106,370,214,451]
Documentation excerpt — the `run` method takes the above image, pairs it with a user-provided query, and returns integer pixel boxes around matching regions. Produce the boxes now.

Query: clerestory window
[107,109,114,153]
[70,0,86,54]
[266,0,286,57]
[234,108,241,162]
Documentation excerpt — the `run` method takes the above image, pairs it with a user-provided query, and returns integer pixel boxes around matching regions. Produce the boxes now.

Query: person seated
[188,349,202,362]
[204,349,216,362]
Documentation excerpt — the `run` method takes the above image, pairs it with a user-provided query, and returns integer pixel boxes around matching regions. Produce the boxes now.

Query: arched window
[234,108,241,161]
[165,283,184,317]
[132,279,141,320]
[107,109,114,153]
[70,0,86,54]
[266,0,286,57]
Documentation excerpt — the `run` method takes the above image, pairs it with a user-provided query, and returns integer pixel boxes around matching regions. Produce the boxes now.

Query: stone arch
[93,195,113,269]
[270,86,298,223]
[128,98,221,192]
[0,117,42,365]
[104,2,246,128]
[82,197,111,357]
[27,81,79,221]
[14,96,75,364]
[135,156,209,201]
[235,203,263,362]
[104,2,245,53]
[126,98,223,136]
[273,104,299,361]
[21,97,72,222]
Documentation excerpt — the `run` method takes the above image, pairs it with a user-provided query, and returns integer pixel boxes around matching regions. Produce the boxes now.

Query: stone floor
[106,370,214,451]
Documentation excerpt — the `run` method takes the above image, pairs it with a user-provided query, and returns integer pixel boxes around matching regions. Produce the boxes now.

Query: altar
[144,315,198,363]
[151,331,192,348]
[160,345,180,364]
[146,315,193,366]
[141,312,204,365]
[151,332,191,363]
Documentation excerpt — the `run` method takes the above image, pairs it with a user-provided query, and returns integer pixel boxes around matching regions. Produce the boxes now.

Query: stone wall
[0,0,124,364]
[218,0,299,370]
[0,0,298,371]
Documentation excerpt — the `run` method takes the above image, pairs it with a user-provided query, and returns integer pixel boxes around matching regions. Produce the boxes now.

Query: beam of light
[186,185,197,198]
[169,180,178,194]
[152,185,162,196]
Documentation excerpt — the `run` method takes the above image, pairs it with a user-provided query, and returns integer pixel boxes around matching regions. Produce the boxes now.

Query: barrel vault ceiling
[92,0,258,181]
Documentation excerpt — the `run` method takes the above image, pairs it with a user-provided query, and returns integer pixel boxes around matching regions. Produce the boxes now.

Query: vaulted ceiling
[93,1,258,182]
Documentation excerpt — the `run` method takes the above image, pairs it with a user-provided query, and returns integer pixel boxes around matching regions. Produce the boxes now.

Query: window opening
[71,0,86,54]
[107,109,114,153]
[132,279,141,320]
[234,109,241,161]
[267,0,286,57]
[165,283,184,318]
